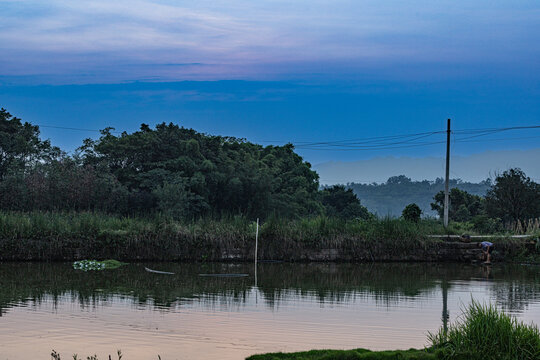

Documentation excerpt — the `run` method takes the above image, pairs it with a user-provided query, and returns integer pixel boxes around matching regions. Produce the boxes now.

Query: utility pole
[443,119,451,228]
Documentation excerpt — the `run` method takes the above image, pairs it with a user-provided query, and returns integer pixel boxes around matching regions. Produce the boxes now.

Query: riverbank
[247,348,435,359]
[0,211,537,262]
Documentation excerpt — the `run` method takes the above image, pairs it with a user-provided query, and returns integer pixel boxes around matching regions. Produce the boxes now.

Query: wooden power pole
[443,119,451,228]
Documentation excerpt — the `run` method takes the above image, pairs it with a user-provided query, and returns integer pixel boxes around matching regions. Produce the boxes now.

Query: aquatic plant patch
[73,259,126,271]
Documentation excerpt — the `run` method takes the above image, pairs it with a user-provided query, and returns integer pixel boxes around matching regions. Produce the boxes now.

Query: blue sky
[1,0,539,167]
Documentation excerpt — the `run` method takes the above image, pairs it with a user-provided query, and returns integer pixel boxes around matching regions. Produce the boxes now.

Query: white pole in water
[255,218,259,266]
[254,218,259,289]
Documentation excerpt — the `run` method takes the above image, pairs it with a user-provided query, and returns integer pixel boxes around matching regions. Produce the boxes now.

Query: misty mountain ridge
[314,148,540,185]
[314,148,540,217]
[345,176,491,218]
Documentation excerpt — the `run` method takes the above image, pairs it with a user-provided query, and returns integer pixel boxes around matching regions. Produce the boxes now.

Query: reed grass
[0,211,439,261]
[0,211,532,261]
[429,300,540,360]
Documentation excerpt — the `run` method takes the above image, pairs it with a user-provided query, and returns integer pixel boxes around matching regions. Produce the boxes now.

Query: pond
[1,262,540,359]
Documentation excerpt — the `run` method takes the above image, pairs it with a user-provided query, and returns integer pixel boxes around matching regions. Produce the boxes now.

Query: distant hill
[314,148,540,184]
[345,176,491,217]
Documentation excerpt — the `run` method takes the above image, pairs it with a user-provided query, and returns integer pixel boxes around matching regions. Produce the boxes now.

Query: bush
[321,185,372,220]
[402,204,422,223]
[471,215,503,234]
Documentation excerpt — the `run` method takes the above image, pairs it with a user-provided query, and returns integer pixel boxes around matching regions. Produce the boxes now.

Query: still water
[1,262,540,360]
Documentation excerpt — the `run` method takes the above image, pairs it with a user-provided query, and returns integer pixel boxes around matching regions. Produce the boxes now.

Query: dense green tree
[320,185,371,220]
[79,122,322,219]
[485,168,540,222]
[431,188,485,221]
[10,107,533,227]
[402,203,422,222]
[387,175,412,185]
[0,157,128,212]
[0,109,328,219]
[0,108,60,180]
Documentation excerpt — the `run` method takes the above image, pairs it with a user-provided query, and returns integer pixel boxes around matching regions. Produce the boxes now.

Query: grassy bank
[247,349,435,359]
[248,302,540,360]
[0,211,535,261]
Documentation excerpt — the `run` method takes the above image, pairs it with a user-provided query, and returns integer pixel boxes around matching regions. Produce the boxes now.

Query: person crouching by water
[479,241,493,264]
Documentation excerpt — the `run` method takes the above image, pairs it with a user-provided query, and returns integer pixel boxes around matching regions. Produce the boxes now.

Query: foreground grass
[429,301,540,359]
[249,301,540,360]
[247,348,435,360]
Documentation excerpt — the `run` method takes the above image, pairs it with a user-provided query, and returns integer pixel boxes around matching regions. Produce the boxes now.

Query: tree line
[0,108,368,220]
[427,168,540,232]
[2,107,539,228]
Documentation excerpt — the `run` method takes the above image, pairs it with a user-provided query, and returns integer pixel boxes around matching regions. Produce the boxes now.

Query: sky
[1,0,539,179]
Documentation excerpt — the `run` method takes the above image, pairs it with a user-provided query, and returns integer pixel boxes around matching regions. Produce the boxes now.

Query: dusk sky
[1,0,539,171]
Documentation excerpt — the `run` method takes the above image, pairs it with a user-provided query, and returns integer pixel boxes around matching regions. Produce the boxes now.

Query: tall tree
[0,108,59,180]
[80,123,322,219]
[485,168,540,222]
[431,188,485,221]
[402,203,422,222]
[320,185,371,220]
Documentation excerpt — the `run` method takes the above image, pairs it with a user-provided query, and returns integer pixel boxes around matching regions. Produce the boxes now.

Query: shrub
[402,204,422,223]
[471,215,503,234]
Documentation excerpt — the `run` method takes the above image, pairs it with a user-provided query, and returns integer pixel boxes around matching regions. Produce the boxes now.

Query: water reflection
[2,262,540,314]
[1,262,540,360]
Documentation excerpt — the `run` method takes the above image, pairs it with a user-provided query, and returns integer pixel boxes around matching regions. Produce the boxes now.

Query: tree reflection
[1,262,539,317]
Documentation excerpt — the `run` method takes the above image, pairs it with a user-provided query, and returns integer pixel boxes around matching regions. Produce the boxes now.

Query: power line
[38,124,123,134]
[36,123,540,151]
[297,132,441,149]
[452,125,540,134]
[296,140,446,151]
[455,135,540,144]
[294,131,445,146]
[297,125,540,151]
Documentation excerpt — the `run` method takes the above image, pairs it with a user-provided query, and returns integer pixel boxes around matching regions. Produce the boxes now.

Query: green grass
[247,348,435,360]
[428,300,540,360]
[0,211,439,261]
[0,211,535,261]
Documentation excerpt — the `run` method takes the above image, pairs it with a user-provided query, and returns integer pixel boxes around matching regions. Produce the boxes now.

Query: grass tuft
[429,300,540,360]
